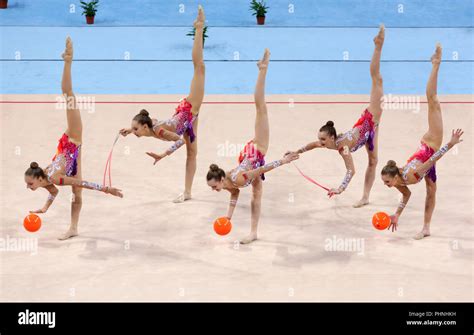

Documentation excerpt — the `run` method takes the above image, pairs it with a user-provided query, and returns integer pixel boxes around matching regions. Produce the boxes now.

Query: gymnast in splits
[381,44,464,240]
[24,37,123,240]
[286,25,386,206]
[119,5,206,203]
[206,49,299,244]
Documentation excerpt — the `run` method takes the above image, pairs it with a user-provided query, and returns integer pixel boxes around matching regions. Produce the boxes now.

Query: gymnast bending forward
[120,5,206,203]
[286,25,386,206]
[380,44,464,240]
[25,37,123,240]
[206,49,299,244]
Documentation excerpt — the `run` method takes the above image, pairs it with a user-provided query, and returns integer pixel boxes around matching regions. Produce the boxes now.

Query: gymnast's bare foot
[173,192,192,203]
[193,5,205,29]
[62,36,73,63]
[413,226,431,240]
[240,232,258,244]
[431,43,442,65]
[257,48,270,70]
[58,228,78,240]
[373,24,385,50]
[353,198,369,208]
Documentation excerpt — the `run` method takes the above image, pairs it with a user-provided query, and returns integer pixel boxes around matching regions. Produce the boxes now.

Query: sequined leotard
[335,109,376,153]
[230,141,266,188]
[152,98,197,142]
[47,133,81,181]
[402,142,437,183]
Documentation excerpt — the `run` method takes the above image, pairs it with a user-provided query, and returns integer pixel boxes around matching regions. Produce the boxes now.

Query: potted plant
[187,26,209,47]
[80,0,99,25]
[249,0,269,25]
[0,0,8,9]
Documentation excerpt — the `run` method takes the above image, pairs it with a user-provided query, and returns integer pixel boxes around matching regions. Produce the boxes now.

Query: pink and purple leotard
[48,133,81,179]
[230,140,266,187]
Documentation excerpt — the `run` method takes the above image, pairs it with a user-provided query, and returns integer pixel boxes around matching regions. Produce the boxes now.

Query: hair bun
[387,160,397,167]
[30,162,39,169]
[209,164,219,171]
[326,121,334,127]
[139,109,149,117]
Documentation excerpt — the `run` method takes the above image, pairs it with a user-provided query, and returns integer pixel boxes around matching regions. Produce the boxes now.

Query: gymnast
[119,5,206,203]
[206,49,299,244]
[381,44,464,239]
[25,37,123,240]
[286,25,386,206]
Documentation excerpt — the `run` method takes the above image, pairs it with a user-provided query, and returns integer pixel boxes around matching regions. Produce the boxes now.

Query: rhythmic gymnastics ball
[372,212,391,230]
[213,217,232,236]
[24,214,42,232]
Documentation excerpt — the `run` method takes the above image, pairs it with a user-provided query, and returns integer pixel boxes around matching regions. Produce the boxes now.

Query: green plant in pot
[0,0,8,9]
[249,0,269,25]
[187,26,209,47]
[80,0,99,25]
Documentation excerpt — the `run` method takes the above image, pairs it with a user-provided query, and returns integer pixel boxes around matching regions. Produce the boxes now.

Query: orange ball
[372,212,391,230]
[24,214,42,232]
[213,217,232,236]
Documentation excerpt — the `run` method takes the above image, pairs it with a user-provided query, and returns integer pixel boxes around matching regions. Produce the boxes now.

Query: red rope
[293,163,330,192]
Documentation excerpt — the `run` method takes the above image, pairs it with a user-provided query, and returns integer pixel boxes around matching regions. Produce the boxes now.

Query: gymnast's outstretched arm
[286,141,322,155]
[388,185,412,232]
[327,149,356,197]
[146,129,186,164]
[234,152,299,185]
[415,129,463,178]
[226,189,240,219]
[48,174,123,198]
[29,184,59,214]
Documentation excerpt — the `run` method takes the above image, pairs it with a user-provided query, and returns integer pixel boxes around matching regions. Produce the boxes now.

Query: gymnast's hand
[284,150,297,156]
[449,128,464,146]
[388,214,399,232]
[30,208,47,214]
[282,152,299,164]
[104,186,123,198]
[146,152,166,165]
[119,128,132,137]
[327,188,342,198]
